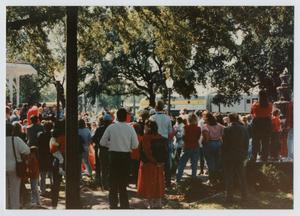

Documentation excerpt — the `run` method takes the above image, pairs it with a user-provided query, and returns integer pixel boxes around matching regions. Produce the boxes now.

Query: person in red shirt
[250,90,273,161]
[176,113,201,182]
[270,109,281,160]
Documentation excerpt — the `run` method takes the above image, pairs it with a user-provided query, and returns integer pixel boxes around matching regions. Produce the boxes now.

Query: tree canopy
[6,6,294,107]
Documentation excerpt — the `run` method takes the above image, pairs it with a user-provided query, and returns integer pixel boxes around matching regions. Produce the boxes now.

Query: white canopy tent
[6,63,38,105]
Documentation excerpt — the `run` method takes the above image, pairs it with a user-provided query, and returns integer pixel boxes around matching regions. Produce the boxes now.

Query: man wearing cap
[100,108,139,209]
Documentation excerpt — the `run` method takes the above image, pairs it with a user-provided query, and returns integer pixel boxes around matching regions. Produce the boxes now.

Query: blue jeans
[30,178,40,204]
[176,148,199,182]
[287,128,293,160]
[203,140,222,181]
[82,150,92,176]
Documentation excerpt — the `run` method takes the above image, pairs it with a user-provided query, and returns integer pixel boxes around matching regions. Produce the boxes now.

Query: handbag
[12,136,27,178]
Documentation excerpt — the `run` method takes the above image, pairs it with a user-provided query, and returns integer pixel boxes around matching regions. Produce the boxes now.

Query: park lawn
[165,190,293,209]
[164,178,294,209]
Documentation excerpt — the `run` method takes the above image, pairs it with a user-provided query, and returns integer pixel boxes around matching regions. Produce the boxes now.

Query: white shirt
[100,122,139,152]
[6,136,30,172]
[198,118,205,147]
[150,112,172,139]
[174,123,185,148]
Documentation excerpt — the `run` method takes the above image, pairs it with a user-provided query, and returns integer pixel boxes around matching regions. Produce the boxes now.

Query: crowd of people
[5,89,294,209]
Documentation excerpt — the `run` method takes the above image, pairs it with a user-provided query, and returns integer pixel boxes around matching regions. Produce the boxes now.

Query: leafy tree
[212,6,294,102]
[19,75,41,105]
[7,6,294,108]
[7,7,66,86]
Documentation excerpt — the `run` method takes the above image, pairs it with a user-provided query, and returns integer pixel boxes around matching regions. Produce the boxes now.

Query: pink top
[202,123,224,140]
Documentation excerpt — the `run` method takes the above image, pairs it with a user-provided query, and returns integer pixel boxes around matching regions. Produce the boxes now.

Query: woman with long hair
[202,112,224,184]
[137,120,165,209]
[250,90,273,161]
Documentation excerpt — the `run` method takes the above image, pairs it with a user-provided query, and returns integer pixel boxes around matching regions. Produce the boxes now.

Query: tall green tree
[7,6,293,108]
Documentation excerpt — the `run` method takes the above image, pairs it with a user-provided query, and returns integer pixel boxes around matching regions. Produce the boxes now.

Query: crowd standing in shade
[5,91,293,209]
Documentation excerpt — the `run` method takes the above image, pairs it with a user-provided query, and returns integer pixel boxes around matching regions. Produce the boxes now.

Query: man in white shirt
[100,108,139,209]
[150,100,172,187]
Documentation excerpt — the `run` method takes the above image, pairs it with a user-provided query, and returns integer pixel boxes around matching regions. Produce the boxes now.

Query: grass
[164,178,293,209]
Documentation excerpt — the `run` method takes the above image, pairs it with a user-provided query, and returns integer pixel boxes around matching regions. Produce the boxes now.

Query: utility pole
[65,6,81,209]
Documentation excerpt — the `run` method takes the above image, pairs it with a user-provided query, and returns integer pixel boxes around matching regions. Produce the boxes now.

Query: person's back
[99,108,139,209]
[38,131,52,157]
[150,113,172,139]
[37,122,53,172]
[27,124,43,146]
[27,116,43,147]
[203,123,224,141]
[184,124,201,150]
[78,127,91,148]
[222,122,249,161]
[222,113,248,202]
[101,122,138,152]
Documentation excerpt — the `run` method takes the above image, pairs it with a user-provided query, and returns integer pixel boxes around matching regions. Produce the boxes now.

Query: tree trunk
[65,6,81,209]
[149,92,156,108]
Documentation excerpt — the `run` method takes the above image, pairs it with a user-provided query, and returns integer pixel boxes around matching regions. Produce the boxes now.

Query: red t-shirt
[272,116,281,132]
[184,124,201,150]
[251,102,273,118]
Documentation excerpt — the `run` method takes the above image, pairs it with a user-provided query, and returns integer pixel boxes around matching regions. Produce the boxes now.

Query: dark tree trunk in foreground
[65,6,81,209]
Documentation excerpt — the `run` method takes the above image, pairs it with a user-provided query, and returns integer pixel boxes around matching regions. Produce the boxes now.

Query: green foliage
[7,6,294,107]
[6,6,66,91]
[19,75,41,105]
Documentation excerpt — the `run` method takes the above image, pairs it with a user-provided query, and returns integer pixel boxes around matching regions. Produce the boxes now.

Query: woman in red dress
[137,120,165,209]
